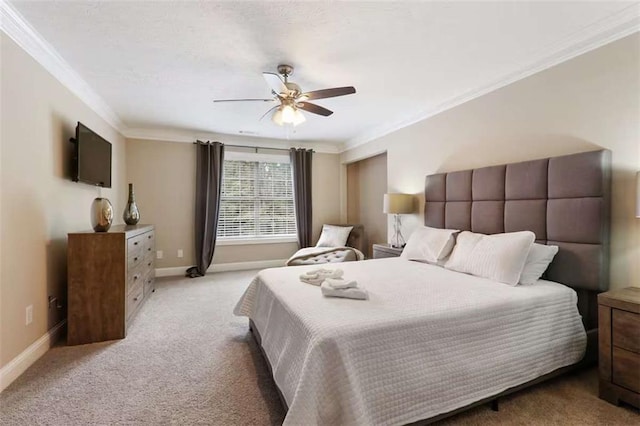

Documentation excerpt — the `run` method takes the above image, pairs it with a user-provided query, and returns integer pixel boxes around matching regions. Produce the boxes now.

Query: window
[217,152,296,240]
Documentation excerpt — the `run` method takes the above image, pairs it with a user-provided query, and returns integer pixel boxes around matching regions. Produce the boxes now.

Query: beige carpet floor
[1,270,637,425]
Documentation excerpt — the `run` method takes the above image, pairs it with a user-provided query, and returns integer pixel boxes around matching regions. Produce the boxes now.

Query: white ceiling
[6,1,640,147]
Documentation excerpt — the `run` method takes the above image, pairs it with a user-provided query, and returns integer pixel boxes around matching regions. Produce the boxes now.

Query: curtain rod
[193,140,313,153]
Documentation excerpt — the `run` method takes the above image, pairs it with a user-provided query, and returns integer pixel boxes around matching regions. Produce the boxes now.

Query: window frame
[217,151,297,244]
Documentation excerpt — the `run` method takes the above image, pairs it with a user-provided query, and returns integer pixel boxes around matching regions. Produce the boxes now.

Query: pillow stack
[444,231,535,286]
[440,231,559,286]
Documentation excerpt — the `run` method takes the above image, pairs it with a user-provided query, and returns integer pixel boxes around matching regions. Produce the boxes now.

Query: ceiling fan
[213,64,356,127]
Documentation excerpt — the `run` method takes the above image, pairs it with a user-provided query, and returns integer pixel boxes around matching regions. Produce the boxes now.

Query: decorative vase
[91,197,113,232]
[123,183,140,225]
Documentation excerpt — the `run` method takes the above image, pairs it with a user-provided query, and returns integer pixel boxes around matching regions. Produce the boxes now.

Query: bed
[286,224,366,266]
[234,149,611,425]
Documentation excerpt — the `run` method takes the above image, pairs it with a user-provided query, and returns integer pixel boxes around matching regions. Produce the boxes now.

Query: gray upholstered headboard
[424,149,611,329]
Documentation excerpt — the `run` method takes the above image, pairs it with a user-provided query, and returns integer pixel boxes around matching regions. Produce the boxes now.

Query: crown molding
[124,127,343,154]
[343,4,640,152]
[0,0,125,133]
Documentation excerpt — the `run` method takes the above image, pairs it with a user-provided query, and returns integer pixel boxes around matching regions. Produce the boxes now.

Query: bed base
[249,320,597,425]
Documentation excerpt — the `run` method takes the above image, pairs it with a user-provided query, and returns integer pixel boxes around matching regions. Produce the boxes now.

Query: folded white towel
[325,278,358,289]
[300,277,324,286]
[300,268,344,285]
[321,281,368,300]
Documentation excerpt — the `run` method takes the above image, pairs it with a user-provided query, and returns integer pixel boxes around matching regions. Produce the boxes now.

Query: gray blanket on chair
[286,246,365,266]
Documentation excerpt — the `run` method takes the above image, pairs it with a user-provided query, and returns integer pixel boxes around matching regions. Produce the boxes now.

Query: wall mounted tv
[71,122,112,188]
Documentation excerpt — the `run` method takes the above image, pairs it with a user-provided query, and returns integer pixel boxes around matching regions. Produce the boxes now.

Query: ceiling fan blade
[213,98,275,103]
[263,72,287,95]
[259,105,279,121]
[300,86,356,101]
[297,102,333,117]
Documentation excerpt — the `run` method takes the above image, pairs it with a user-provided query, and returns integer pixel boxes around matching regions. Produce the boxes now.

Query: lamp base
[391,214,406,249]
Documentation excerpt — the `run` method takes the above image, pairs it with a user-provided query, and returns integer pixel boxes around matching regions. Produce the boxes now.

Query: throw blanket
[286,246,365,266]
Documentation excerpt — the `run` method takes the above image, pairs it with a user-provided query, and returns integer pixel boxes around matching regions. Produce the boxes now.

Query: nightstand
[372,243,403,259]
[598,287,640,409]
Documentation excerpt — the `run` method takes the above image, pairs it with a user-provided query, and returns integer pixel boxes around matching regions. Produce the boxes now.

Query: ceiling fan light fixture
[272,104,305,126]
[272,107,284,126]
[292,109,306,126]
[281,104,296,123]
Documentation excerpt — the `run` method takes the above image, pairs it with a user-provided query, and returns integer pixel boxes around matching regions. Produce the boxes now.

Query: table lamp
[383,193,414,248]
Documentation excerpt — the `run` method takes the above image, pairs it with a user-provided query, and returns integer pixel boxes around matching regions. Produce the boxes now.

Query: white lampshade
[291,109,306,126]
[281,104,295,123]
[272,108,284,126]
[636,171,640,218]
[272,105,306,126]
[383,193,413,214]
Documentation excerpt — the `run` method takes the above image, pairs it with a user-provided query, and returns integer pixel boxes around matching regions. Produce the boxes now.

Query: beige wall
[0,35,127,367]
[347,153,388,257]
[126,138,341,268]
[342,33,640,290]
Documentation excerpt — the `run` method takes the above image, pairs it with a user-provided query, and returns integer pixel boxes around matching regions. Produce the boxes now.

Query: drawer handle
[133,274,140,281]
[147,262,152,266]
[147,248,151,252]
[134,241,139,245]
[148,235,152,239]
[133,296,140,301]
[134,257,138,262]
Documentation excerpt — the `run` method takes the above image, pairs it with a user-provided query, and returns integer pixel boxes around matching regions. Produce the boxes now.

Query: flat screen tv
[71,122,112,188]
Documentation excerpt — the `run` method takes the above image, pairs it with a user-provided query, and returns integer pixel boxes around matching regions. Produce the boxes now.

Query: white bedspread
[234,258,586,425]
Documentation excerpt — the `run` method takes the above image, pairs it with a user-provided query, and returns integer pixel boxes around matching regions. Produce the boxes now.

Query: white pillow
[444,230,535,286]
[401,226,459,264]
[519,243,559,285]
[316,225,353,247]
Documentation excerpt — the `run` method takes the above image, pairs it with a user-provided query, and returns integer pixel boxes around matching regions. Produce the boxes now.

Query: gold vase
[91,197,113,232]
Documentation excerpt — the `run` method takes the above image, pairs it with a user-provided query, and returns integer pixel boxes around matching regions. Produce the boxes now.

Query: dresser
[598,287,640,409]
[67,224,155,345]
[372,243,404,259]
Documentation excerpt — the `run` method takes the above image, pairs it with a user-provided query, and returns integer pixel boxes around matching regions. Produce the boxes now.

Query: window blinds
[218,159,297,239]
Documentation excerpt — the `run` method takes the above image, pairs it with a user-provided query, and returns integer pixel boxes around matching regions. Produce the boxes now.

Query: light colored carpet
[1,270,637,425]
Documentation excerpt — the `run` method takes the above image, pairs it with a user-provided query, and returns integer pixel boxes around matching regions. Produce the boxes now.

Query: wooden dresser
[598,287,640,409]
[67,224,155,345]
[372,243,404,259]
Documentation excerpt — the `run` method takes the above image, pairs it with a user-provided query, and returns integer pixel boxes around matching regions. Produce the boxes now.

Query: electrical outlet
[26,305,33,325]
[156,250,163,259]
[177,249,183,258]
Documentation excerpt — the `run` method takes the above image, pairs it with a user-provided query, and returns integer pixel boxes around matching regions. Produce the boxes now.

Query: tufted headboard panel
[424,150,611,329]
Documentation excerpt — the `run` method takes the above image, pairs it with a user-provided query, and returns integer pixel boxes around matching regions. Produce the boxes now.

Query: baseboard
[0,320,66,392]
[155,259,288,277]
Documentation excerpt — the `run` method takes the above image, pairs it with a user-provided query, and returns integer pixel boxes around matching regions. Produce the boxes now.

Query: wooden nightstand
[598,287,640,409]
[372,243,404,259]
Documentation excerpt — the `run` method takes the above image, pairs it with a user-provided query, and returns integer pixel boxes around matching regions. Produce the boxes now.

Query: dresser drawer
[142,255,154,272]
[612,346,640,393]
[127,264,145,294]
[613,310,640,353]
[144,270,155,296]
[126,280,144,320]
[144,231,155,253]
[127,247,144,270]
[127,233,146,254]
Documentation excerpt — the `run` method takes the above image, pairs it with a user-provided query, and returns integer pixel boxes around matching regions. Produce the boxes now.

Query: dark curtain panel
[290,148,313,248]
[186,141,225,278]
